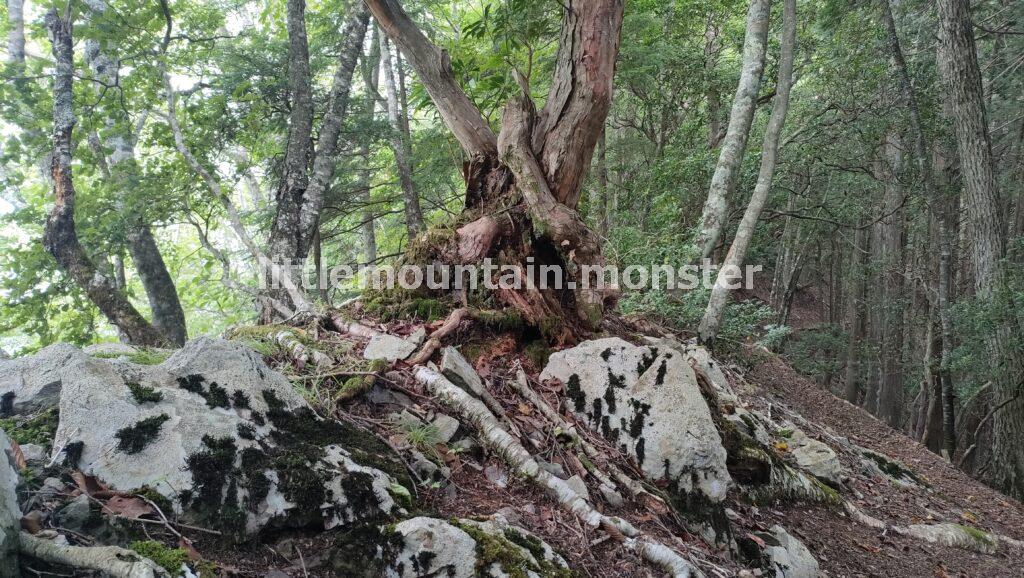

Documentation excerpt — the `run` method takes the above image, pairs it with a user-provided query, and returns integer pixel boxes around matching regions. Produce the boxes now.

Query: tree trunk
[5,0,25,64]
[937,0,1024,497]
[595,129,609,238]
[262,0,368,321]
[875,133,906,429]
[367,0,623,340]
[84,0,188,345]
[844,224,869,404]
[694,0,772,260]
[698,0,795,347]
[704,14,723,149]
[359,24,381,265]
[43,10,165,347]
[379,32,423,238]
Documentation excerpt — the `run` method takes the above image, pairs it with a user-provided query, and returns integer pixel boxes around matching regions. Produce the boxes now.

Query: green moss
[955,524,996,547]
[115,414,170,454]
[523,340,552,370]
[863,450,926,486]
[127,382,163,404]
[0,408,59,448]
[129,540,218,577]
[452,521,573,578]
[135,486,174,515]
[128,349,172,365]
[129,540,188,575]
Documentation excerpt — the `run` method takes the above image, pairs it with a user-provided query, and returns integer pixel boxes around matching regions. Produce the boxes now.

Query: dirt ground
[742,348,1024,577]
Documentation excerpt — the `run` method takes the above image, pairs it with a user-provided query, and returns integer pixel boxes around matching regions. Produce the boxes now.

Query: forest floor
[742,348,1024,577]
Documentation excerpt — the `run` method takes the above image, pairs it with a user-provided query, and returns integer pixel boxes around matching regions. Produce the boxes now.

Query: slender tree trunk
[844,224,869,404]
[261,1,369,321]
[694,0,772,260]
[881,0,959,436]
[43,10,165,347]
[596,129,609,238]
[704,14,723,149]
[5,0,25,64]
[359,25,381,265]
[876,134,906,429]
[937,0,1024,497]
[379,31,423,238]
[699,0,795,347]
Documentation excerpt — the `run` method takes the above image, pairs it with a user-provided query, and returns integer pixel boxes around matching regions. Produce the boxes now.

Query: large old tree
[365,0,624,342]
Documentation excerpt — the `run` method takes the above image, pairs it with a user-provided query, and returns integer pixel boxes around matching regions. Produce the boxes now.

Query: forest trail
[744,350,1024,576]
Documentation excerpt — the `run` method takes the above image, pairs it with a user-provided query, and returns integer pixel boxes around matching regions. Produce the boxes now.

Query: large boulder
[541,337,731,504]
[384,516,569,578]
[49,338,410,537]
[0,429,21,577]
[0,343,85,416]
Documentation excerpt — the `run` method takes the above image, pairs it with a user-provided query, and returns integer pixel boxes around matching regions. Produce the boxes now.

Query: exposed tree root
[408,307,470,365]
[509,367,667,510]
[273,330,332,367]
[843,502,1024,554]
[413,365,705,578]
[19,532,168,578]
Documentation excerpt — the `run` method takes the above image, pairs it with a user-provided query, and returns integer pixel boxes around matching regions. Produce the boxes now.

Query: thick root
[413,366,704,578]
[19,532,169,578]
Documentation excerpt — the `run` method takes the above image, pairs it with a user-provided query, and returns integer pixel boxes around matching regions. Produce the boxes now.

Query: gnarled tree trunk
[366,0,623,341]
[84,0,188,345]
[43,10,165,347]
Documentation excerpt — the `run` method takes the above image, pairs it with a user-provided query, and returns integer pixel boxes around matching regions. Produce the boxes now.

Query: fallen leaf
[102,496,154,519]
[746,533,767,548]
[960,510,978,523]
[178,536,202,561]
[71,471,107,496]
[774,441,789,452]
[8,440,26,470]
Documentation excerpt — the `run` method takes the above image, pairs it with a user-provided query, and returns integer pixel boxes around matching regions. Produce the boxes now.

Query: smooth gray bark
[694,0,772,260]
[379,31,423,238]
[698,0,794,347]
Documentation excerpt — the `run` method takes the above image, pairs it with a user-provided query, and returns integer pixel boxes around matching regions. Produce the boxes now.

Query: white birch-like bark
[694,0,772,260]
[698,0,794,346]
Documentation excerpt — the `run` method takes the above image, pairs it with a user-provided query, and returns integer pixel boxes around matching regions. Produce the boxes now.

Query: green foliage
[0,408,59,448]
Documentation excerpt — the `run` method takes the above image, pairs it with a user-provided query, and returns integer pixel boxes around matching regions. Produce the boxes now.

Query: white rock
[0,343,85,416]
[18,443,47,465]
[385,516,567,578]
[47,338,405,536]
[789,430,844,486]
[565,474,591,502]
[363,333,418,362]
[441,347,488,398]
[541,337,731,502]
[83,342,139,357]
[431,413,460,443]
[761,525,820,578]
[0,429,21,576]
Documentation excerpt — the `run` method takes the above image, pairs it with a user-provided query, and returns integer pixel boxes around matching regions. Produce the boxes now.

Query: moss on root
[129,540,218,577]
[452,520,574,578]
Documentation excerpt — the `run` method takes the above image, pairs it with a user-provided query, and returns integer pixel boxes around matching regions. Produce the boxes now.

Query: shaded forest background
[1,0,1023,497]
